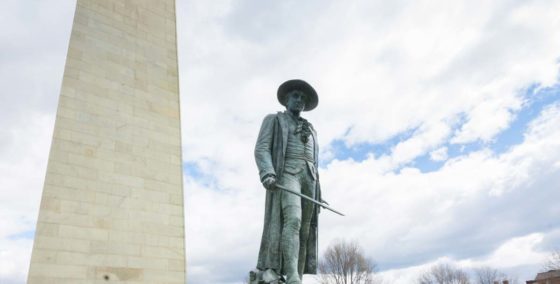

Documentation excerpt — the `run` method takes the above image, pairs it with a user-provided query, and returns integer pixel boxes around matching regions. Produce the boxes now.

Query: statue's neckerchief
[287,112,312,144]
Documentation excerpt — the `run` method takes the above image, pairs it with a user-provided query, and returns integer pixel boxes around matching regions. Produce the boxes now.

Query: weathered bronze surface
[252,79,322,284]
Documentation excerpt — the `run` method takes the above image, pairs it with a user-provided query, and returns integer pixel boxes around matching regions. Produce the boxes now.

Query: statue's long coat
[254,111,321,275]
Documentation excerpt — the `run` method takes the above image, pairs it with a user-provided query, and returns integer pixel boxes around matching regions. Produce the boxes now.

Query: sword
[275,184,345,216]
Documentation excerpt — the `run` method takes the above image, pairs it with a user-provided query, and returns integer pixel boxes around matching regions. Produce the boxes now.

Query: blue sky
[324,83,560,176]
[1,1,560,284]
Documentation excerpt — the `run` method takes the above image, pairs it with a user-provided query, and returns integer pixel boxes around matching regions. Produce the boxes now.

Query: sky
[1,0,560,283]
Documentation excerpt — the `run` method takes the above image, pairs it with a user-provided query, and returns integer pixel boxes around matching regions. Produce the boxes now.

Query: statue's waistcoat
[285,115,316,180]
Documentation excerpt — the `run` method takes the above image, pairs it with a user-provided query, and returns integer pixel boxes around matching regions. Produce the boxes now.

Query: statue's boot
[262,269,282,283]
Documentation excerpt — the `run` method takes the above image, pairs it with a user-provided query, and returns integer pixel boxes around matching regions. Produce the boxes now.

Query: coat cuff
[260,172,276,182]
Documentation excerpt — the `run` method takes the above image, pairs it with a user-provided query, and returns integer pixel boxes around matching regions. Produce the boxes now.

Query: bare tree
[473,266,518,284]
[543,249,560,271]
[473,266,500,284]
[417,263,470,284]
[317,240,378,284]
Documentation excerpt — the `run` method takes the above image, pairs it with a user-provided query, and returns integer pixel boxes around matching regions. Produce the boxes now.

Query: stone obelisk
[27,1,185,283]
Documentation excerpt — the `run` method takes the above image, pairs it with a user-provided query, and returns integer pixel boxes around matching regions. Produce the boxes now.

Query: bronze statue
[252,79,322,284]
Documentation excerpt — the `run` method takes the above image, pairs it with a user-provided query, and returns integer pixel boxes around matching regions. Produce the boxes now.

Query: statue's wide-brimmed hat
[277,79,318,111]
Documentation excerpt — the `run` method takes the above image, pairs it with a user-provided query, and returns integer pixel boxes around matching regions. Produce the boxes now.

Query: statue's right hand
[262,176,277,190]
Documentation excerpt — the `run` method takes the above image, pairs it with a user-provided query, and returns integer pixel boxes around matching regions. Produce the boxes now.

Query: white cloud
[389,120,451,166]
[184,174,264,283]
[0,239,33,284]
[430,146,448,162]
[315,101,560,280]
[0,113,56,283]
[379,233,549,283]
[467,233,548,269]
[451,95,522,144]
[178,0,560,175]
[0,1,75,283]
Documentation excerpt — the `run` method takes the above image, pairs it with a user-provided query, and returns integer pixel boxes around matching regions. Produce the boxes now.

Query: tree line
[316,240,560,284]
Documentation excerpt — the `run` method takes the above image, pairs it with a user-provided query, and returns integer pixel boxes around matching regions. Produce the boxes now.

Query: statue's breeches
[280,158,316,282]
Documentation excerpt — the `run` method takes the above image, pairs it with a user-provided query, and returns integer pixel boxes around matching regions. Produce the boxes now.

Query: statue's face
[286,90,307,113]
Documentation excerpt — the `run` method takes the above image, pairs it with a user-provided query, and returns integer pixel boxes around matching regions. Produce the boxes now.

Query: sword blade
[275,184,345,216]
